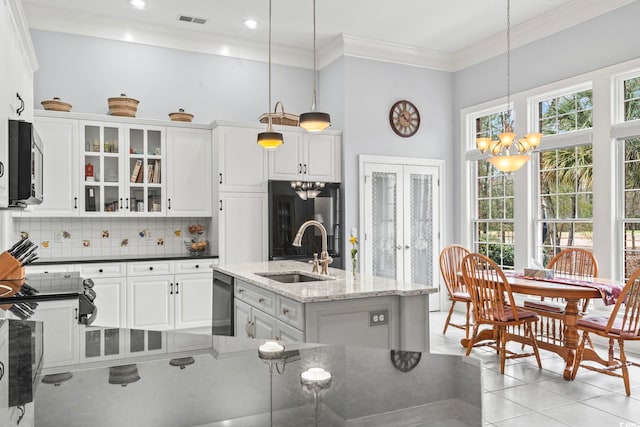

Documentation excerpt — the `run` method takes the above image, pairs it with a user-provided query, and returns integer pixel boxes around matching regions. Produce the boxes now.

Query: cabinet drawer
[127,261,173,276]
[276,295,305,330]
[174,258,215,274]
[235,280,275,316]
[76,262,125,278]
[25,264,74,275]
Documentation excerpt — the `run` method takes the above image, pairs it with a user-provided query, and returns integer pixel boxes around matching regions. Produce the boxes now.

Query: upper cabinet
[166,127,212,217]
[213,124,267,193]
[268,132,341,183]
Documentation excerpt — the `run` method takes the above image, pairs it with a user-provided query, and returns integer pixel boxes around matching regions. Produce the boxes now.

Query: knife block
[0,252,26,308]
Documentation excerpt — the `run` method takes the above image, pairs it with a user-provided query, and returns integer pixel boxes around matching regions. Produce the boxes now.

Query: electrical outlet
[369,310,388,326]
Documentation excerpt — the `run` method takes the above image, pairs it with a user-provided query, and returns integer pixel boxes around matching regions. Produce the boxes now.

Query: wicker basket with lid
[41,97,72,112]
[108,94,139,117]
[169,108,194,122]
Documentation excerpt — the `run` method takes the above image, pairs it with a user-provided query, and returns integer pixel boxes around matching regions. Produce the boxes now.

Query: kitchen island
[213,260,438,353]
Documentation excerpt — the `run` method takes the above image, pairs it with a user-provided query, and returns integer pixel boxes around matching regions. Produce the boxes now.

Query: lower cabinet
[79,327,125,363]
[30,300,80,368]
[90,277,127,328]
[234,281,305,342]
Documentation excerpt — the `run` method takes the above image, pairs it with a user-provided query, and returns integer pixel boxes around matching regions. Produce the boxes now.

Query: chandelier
[291,181,325,200]
[476,0,542,173]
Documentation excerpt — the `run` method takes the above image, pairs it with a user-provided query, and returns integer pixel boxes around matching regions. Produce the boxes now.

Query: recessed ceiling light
[243,19,258,29]
[129,0,146,10]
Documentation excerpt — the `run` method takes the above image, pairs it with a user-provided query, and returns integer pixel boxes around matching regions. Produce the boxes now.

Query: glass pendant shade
[257,130,284,149]
[487,154,530,173]
[299,111,331,132]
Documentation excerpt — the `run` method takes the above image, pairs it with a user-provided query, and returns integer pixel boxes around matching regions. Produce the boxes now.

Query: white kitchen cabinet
[0,321,8,423]
[214,124,267,193]
[79,327,125,363]
[218,192,267,264]
[234,299,276,339]
[166,127,212,216]
[126,274,174,330]
[90,277,127,328]
[268,132,341,182]
[125,124,166,216]
[19,115,79,216]
[173,273,213,329]
[29,300,79,368]
[275,320,305,343]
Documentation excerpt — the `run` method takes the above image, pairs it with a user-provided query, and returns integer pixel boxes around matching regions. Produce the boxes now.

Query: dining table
[460,272,623,380]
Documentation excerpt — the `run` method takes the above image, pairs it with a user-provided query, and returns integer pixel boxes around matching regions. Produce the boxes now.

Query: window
[537,145,593,265]
[624,77,640,121]
[539,90,593,135]
[621,137,640,278]
[472,111,515,269]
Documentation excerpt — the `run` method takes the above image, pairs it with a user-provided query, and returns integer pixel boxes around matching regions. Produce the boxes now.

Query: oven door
[212,271,234,336]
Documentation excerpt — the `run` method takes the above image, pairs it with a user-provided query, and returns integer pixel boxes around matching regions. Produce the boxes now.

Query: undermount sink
[255,271,335,283]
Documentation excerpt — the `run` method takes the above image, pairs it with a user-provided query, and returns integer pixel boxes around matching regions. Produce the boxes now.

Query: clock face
[389,100,420,137]
[390,350,422,372]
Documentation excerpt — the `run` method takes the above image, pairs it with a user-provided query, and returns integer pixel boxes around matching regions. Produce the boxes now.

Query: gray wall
[31,30,313,123]
[452,0,640,243]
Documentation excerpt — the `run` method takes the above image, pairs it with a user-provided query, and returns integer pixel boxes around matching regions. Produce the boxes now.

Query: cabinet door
[0,1,7,207]
[304,133,339,182]
[126,125,166,216]
[275,320,305,343]
[166,127,212,216]
[18,117,79,216]
[216,126,267,192]
[267,131,304,180]
[174,273,213,329]
[234,299,253,339]
[125,329,166,357]
[79,327,124,363]
[91,276,126,328]
[29,300,79,368]
[252,308,276,339]
[219,192,267,264]
[126,275,174,330]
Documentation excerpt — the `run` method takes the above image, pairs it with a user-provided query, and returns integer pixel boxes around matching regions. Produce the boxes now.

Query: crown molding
[23,0,634,73]
[7,0,39,71]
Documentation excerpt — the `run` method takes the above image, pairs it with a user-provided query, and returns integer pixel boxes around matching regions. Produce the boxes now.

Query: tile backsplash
[14,218,212,260]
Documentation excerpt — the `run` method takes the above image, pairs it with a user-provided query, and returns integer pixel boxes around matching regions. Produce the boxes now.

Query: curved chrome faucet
[292,220,333,275]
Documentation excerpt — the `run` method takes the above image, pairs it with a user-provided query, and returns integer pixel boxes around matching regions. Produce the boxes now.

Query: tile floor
[429,310,640,427]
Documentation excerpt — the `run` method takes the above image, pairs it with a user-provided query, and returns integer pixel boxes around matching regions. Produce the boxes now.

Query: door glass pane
[105,127,120,153]
[148,130,162,155]
[85,186,100,212]
[372,172,397,279]
[85,329,101,358]
[409,174,433,284]
[130,187,145,212]
[104,329,120,356]
[148,331,162,351]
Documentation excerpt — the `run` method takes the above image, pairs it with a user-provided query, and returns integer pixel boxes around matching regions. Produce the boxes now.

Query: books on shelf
[130,159,143,183]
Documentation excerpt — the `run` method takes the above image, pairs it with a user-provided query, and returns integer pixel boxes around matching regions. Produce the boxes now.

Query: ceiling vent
[178,15,207,25]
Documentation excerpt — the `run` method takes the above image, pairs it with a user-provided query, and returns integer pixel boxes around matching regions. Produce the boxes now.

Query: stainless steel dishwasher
[212,271,234,336]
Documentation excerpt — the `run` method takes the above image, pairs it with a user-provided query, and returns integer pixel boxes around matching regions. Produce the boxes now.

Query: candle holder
[300,367,332,427]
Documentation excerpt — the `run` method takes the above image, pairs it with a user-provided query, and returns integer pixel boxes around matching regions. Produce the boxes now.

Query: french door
[362,160,441,310]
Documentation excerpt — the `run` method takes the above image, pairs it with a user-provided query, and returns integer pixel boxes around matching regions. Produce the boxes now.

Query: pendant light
[475,0,542,173]
[257,0,284,149]
[299,0,331,132]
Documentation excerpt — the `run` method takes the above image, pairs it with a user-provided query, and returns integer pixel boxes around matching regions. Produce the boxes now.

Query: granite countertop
[214,260,439,303]
[30,253,219,265]
[0,319,481,427]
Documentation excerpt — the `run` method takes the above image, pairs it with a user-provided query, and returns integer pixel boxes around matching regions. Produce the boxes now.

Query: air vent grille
[178,15,207,25]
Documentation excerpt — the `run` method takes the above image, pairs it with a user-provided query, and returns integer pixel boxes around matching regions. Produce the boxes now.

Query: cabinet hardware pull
[219,200,223,211]
[258,297,265,304]
[98,269,103,273]
[0,162,4,178]
[74,308,78,320]
[149,266,154,271]
[195,264,199,268]
[175,283,179,294]
[126,198,130,209]
[0,361,4,380]
[219,173,223,184]
[170,283,173,295]
[298,163,302,174]
[251,321,256,338]
[74,197,78,209]
[238,289,245,293]
[168,198,171,210]
[303,164,307,174]
[396,245,402,250]
[405,245,410,249]
[245,319,252,337]
[16,92,25,116]
[275,336,280,341]
[282,308,290,315]
[119,198,123,210]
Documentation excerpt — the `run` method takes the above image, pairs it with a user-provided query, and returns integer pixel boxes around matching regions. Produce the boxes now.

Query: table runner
[508,272,623,306]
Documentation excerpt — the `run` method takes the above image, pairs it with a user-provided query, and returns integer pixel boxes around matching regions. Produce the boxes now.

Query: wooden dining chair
[439,245,472,338]
[461,253,542,374]
[524,248,598,347]
[571,267,640,396]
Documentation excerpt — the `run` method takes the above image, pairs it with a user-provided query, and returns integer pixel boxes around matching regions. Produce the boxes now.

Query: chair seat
[523,299,565,313]
[577,315,640,338]
[489,306,538,322]
[452,291,471,301]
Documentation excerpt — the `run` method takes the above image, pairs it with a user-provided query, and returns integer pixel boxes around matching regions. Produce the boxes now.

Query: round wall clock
[389,100,420,137]
[390,350,422,372]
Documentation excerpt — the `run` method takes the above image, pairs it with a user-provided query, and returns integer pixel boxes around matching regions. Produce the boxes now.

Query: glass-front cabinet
[79,121,165,215]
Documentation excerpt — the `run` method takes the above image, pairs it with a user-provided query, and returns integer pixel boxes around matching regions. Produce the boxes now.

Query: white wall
[30,30,313,123]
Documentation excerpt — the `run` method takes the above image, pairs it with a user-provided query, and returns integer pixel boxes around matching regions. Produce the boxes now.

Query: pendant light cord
[267,0,274,130]
[311,0,318,111]
[505,0,511,131]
